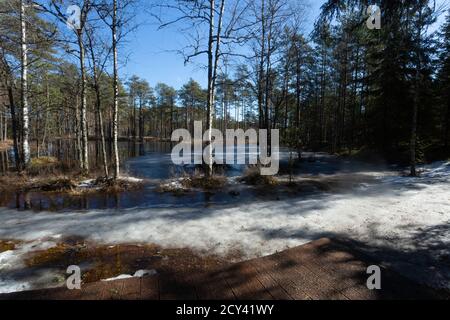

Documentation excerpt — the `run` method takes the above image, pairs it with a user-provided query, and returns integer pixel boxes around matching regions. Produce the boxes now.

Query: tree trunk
[257,0,266,130]
[445,97,450,148]
[0,107,3,141]
[20,0,30,169]
[75,95,82,164]
[112,0,120,179]
[410,10,423,177]
[87,32,109,178]
[3,110,7,141]
[170,97,174,135]
[139,97,144,142]
[7,86,21,172]
[78,31,89,173]
[410,83,419,177]
[205,0,215,177]
[207,0,225,176]
[133,99,137,140]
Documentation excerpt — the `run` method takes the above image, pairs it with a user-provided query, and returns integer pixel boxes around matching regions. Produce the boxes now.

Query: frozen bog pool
[0,162,449,293]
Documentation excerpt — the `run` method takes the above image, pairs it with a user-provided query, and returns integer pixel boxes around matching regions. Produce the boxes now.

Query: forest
[0,0,450,300]
[0,0,449,180]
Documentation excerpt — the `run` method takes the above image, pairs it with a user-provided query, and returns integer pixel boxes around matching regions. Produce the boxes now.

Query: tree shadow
[249,223,450,296]
[3,237,448,300]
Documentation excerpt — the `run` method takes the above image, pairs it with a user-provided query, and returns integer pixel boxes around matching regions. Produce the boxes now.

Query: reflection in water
[0,139,175,176]
[0,140,254,212]
[0,139,375,212]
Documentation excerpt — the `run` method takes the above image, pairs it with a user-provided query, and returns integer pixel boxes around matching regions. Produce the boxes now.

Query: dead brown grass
[0,240,20,253]
[157,171,227,194]
[239,167,278,186]
[100,177,145,193]
[0,174,29,192]
[181,175,227,190]
[25,240,239,283]
[0,172,145,196]
[26,156,71,176]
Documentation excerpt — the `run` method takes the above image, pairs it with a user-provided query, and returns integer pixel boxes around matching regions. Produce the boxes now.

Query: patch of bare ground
[278,173,377,194]
[0,171,145,195]
[157,173,227,194]
[0,240,21,253]
[239,167,278,186]
[73,176,146,195]
[24,238,240,284]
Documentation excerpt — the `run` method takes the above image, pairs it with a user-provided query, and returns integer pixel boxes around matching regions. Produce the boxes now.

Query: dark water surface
[0,141,265,211]
[0,140,390,212]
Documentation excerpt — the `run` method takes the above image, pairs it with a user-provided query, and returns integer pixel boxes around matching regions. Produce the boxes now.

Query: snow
[0,240,59,294]
[119,176,144,183]
[0,161,449,292]
[76,177,143,190]
[158,179,188,192]
[102,274,133,281]
[77,179,96,188]
[102,269,157,281]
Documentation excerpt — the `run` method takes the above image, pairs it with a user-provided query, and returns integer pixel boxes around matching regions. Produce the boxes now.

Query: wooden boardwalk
[1,238,447,300]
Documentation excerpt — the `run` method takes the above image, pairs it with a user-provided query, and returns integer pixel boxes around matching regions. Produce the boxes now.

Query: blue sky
[121,0,325,89]
[121,0,448,90]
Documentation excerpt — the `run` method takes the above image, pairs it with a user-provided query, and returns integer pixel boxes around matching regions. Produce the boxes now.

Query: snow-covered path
[1,162,449,292]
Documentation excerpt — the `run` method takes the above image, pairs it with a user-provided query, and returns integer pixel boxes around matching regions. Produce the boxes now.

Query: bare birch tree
[96,0,138,179]
[20,0,30,168]
[153,0,249,176]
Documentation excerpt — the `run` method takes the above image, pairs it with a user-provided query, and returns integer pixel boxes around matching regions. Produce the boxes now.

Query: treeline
[1,0,450,178]
[0,0,129,178]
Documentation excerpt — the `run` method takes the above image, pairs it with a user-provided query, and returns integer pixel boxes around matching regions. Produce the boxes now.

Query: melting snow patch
[119,176,144,183]
[77,179,96,188]
[0,161,449,291]
[0,240,57,294]
[102,269,157,282]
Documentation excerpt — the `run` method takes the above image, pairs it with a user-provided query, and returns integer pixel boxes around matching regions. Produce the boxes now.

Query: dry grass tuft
[181,175,227,190]
[239,167,278,186]
[27,156,64,176]
[157,173,227,194]
[0,240,20,253]
[100,177,145,193]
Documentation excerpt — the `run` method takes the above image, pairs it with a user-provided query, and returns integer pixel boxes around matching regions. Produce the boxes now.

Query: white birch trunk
[20,0,30,168]
[78,31,89,173]
[205,0,215,177]
[112,0,120,179]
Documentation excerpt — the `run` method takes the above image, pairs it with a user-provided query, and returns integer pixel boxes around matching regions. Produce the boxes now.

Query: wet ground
[0,141,396,212]
[1,141,448,294]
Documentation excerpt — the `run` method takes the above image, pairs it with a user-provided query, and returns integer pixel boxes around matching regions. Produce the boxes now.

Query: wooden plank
[1,238,445,300]
[250,253,311,300]
[192,271,236,300]
[219,262,272,300]
[139,276,159,300]
[119,277,141,300]
[248,260,293,300]
[159,273,197,300]
[283,242,374,300]
[265,253,347,300]
[97,279,125,300]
